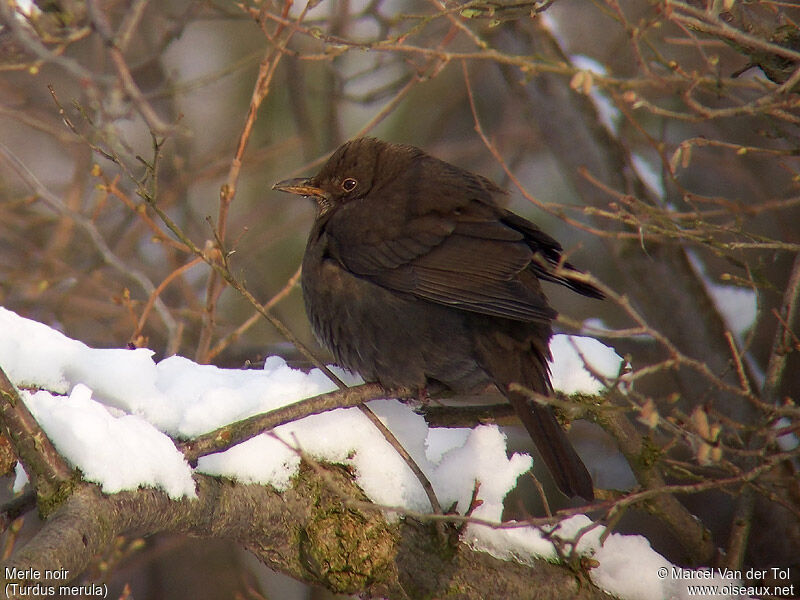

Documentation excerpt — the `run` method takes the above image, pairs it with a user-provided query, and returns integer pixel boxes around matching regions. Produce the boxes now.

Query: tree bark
[2,466,610,600]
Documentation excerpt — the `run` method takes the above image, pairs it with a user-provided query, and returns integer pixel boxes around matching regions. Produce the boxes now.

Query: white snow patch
[0,306,741,600]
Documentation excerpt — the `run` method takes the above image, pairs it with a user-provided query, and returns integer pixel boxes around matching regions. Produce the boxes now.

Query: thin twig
[762,253,800,405]
[357,404,443,515]
[0,492,37,535]
[132,257,203,344]
[206,265,303,362]
[196,0,304,364]
[0,141,179,340]
[178,382,414,463]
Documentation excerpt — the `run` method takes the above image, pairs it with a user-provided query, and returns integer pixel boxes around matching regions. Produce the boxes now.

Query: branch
[1,469,609,600]
[593,393,717,565]
[178,383,414,463]
[762,252,800,405]
[0,365,73,512]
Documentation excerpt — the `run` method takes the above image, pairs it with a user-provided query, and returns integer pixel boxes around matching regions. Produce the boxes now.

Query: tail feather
[474,328,594,501]
[506,391,594,501]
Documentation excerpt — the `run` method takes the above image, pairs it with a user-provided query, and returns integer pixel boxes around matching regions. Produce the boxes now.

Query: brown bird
[274,138,602,500]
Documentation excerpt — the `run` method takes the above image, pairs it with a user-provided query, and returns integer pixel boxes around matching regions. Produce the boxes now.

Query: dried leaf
[637,399,660,429]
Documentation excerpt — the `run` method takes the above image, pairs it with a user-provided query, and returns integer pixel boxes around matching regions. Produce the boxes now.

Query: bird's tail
[505,390,595,501]
[475,331,595,501]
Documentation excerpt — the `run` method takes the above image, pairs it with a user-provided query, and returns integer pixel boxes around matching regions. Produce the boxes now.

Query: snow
[10,0,37,17]
[0,306,740,600]
[570,54,621,134]
[775,417,799,452]
[23,384,196,498]
[468,515,746,600]
[13,462,28,492]
[631,153,666,199]
[706,283,758,338]
[549,334,624,394]
[196,398,520,513]
[686,251,757,339]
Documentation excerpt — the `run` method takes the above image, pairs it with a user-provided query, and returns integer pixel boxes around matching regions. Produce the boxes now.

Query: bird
[273,138,603,501]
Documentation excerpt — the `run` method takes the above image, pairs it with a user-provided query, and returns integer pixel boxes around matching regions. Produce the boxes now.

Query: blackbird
[274,138,602,500]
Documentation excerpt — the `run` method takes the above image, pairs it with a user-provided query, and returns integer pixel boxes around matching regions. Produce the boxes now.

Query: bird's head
[273,138,422,215]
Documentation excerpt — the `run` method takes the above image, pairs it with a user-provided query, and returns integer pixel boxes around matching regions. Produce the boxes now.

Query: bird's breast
[300,240,486,391]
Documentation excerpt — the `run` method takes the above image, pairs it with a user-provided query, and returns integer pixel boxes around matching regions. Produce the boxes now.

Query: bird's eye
[341,178,358,192]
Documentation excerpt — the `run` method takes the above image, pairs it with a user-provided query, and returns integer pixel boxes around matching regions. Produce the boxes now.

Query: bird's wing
[501,211,604,299]
[325,201,556,322]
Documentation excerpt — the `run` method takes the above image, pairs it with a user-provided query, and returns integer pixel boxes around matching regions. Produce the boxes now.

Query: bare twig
[762,253,800,405]
[0,141,179,341]
[196,0,305,364]
[178,383,414,463]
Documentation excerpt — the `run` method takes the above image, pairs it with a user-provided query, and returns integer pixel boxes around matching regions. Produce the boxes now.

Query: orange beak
[272,178,325,198]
